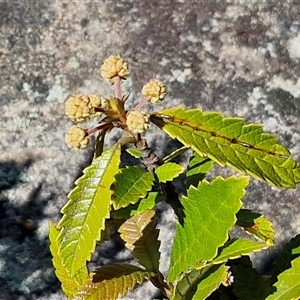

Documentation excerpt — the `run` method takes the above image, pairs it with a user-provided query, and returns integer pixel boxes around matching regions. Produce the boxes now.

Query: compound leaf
[57,144,121,277]
[112,166,154,209]
[167,176,249,282]
[49,222,88,297]
[73,263,154,300]
[119,210,160,272]
[236,209,275,247]
[151,108,300,188]
[212,238,262,265]
[155,162,185,183]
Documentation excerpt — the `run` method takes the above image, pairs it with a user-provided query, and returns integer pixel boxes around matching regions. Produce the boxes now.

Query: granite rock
[1,1,300,299]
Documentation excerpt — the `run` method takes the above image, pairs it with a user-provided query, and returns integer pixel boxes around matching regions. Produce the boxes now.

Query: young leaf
[126,147,142,159]
[236,209,275,247]
[167,176,249,282]
[186,152,214,188]
[94,128,107,158]
[112,166,154,209]
[151,108,300,188]
[172,264,228,300]
[112,192,163,219]
[231,264,272,300]
[212,238,263,265]
[162,146,190,163]
[271,234,300,283]
[57,144,121,277]
[266,256,300,300]
[73,263,154,300]
[155,162,185,183]
[119,210,161,272]
[49,222,88,297]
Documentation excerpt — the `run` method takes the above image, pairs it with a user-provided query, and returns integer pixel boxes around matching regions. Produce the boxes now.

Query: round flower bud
[126,110,150,134]
[142,79,167,103]
[100,55,130,83]
[65,94,106,122]
[65,124,90,149]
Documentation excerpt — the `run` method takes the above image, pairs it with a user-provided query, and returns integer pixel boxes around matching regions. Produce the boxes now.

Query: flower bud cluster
[100,55,130,84]
[126,111,150,134]
[65,124,90,149]
[142,79,167,103]
[65,94,106,122]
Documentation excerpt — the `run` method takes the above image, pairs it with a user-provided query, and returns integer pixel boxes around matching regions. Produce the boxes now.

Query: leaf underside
[57,145,121,277]
[112,166,154,209]
[151,108,300,188]
[49,222,88,297]
[119,210,161,272]
[167,176,249,282]
[73,263,154,300]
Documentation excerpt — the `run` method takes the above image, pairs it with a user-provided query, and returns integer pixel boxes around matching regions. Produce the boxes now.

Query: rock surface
[1,1,299,299]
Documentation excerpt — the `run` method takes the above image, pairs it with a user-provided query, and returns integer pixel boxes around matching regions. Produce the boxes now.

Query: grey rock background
[1,1,300,299]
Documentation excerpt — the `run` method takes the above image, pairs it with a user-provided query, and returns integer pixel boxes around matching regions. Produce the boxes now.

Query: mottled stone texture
[1,1,299,299]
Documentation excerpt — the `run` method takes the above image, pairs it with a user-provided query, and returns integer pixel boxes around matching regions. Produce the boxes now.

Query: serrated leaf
[186,152,214,187]
[126,147,142,159]
[236,209,275,247]
[57,145,121,277]
[266,256,300,299]
[172,264,228,300]
[155,162,185,183]
[73,263,154,300]
[119,210,160,272]
[49,222,88,297]
[231,264,272,300]
[112,192,163,219]
[271,234,300,283]
[212,238,262,265]
[151,108,300,188]
[112,166,154,209]
[167,176,249,282]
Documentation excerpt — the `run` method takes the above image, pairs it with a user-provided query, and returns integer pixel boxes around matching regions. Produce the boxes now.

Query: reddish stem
[114,76,122,100]
[134,96,151,111]
[87,123,112,135]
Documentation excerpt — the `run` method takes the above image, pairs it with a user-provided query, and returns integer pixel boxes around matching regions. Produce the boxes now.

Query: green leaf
[57,144,121,277]
[112,166,154,209]
[94,129,107,158]
[126,147,142,159]
[49,222,88,297]
[186,152,214,187]
[167,176,249,282]
[193,264,228,300]
[151,108,300,188]
[155,162,185,183]
[112,192,163,219]
[266,256,300,299]
[119,210,160,272]
[172,264,228,300]
[212,238,262,265]
[236,209,275,247]
[271,234,300,283]
[162,146,190,163]
[231,264,272,300]
[73,263,154,300]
